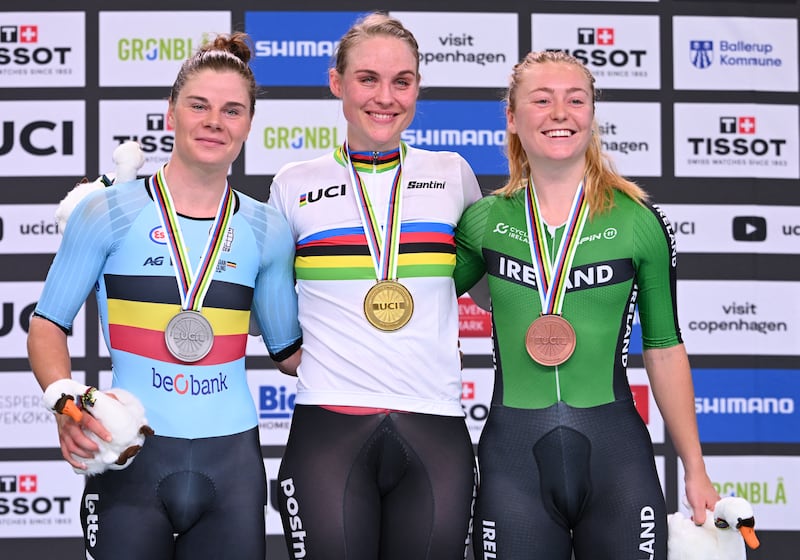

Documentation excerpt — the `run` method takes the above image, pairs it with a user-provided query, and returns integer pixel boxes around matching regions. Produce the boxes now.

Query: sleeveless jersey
[269,145,482,416]
[454,189,681,409]
[35,178,302,438]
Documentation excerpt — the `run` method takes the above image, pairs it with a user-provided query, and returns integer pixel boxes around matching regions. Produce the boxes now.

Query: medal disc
[165,310,214,362]
[363,281,414,331]
[525,314,576,366]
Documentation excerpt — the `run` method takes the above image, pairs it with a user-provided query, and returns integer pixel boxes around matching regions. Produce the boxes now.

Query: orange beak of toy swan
[54,394,84,423]
[740,526,760,549]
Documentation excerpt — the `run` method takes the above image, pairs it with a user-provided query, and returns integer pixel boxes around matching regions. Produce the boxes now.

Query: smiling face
[329,35,419,152]
[167,68,253,173]
[507,61,594,173]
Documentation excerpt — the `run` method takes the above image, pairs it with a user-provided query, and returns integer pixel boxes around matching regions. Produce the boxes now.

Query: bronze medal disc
[363,281,414,331]
[525,314,576,366]
[165,310,214,362]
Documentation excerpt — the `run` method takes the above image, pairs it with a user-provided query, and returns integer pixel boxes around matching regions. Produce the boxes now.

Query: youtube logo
[732,216,767,242]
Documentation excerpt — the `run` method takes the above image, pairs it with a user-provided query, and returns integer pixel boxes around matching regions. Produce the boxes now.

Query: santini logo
[732,216,767,242]
[407,180,445,189]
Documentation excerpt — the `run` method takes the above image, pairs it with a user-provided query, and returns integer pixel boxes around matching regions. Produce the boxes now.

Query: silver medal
[164,310,214,362]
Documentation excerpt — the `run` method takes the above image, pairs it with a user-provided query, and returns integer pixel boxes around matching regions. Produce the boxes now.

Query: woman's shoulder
[406,144,466,165]
[273,150,338,183]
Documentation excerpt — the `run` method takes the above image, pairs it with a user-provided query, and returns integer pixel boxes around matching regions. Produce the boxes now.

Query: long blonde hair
[495,51,648,216]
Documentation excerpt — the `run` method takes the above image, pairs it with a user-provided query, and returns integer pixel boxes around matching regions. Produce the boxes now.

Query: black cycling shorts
[80,427,267,560]
[277,405,477,560]
[473,399,666,560]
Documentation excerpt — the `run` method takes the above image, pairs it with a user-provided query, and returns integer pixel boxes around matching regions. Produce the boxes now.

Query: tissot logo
[732,216,767,242]
[0,25,71,66]
[146,113,171,132]
[0,474,36,493]
[578,27,614,46]
[0,25,38,44]
[720,116,755,134]
[687,115,785,158]
[112,113,173,155]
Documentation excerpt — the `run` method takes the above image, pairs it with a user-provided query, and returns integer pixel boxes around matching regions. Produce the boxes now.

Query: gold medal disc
[525,314,576,366]
[363,281,414,331]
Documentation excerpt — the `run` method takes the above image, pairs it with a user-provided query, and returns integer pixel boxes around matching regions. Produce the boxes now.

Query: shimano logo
[696,397,794,414]
[281,478,308,559]
[255,40,337,58]
[401,128,505,146]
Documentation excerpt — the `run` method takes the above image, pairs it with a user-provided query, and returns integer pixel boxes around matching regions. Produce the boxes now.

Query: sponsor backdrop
[1,0,798,558]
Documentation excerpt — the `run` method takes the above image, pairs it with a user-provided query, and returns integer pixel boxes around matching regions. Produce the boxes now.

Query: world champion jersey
[35,178,302,438]
[269,145,482,416]
[454,189,681,409]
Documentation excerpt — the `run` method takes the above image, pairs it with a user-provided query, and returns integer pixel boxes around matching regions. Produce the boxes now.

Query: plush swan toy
[55,140,145,231]
[668,496,760,560]
[42,378,154,476]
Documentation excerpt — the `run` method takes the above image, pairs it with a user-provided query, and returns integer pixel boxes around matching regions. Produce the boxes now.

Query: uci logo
[0,120,74,156]
[0,301,37,336]
[299,184,346,207]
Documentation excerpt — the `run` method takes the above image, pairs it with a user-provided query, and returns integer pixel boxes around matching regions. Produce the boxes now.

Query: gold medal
[363,280,414,331]
[525,314,576,366]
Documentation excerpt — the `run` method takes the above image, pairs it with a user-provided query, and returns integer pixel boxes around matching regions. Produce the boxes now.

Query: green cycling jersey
[455,189,681,409]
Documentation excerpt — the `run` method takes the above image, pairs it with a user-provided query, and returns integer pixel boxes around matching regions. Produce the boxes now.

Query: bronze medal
[525,314,576,366]
[165,310,214,362]
[363,280,414,331]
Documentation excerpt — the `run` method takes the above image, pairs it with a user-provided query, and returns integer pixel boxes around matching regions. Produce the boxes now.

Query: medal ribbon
[525,178,589,315]
[344,142,405,281]
[150,165,234,312]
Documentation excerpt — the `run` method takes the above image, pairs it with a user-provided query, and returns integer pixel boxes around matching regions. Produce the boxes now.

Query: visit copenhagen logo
[689,39,782,70]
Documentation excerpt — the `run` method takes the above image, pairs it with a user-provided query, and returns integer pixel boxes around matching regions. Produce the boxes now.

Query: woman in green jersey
[454,50,719,560]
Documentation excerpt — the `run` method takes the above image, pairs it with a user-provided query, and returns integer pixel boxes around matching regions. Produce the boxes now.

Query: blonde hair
[495,50,648,216]
[333,12,420,77]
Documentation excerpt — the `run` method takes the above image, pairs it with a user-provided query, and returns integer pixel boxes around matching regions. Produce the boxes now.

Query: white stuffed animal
[42,378,154,476]
[55,140,145,231]
[668,496,760,560]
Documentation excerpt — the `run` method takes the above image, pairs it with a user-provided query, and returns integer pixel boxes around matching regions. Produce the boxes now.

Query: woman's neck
[163,160,229,218]
[528,161,586,226]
